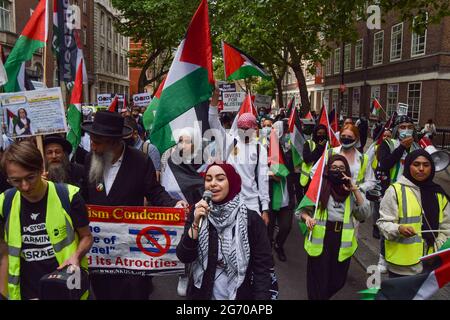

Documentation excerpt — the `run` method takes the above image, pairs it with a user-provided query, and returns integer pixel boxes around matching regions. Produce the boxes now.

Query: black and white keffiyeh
[192,194,250,300]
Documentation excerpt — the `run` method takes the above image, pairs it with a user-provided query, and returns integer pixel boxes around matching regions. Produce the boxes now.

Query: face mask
[260,127,271,137]
[303,127,313,136]
[316,135,327,143]
[340,137,356,149]
[328,170,345,185]
[398,129,413,140]
[259,111,265,117]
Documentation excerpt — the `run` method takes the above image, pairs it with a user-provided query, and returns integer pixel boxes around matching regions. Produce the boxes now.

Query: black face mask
[303,126,313,136]
[328,170,345,185]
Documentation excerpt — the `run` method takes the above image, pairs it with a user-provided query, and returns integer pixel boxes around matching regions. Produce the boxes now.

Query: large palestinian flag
[4,0,48,93]
[150,0,214,155]
[222,41,271,81]
[268,128,290,211]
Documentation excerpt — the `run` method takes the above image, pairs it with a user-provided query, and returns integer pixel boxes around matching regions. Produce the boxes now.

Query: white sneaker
[377,254,388,274]
[177,275,188,297]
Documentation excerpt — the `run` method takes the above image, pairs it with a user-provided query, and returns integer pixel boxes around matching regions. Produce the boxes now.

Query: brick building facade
[282,12,450,127]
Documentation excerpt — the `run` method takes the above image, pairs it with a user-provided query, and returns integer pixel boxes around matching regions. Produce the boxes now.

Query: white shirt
[208,106,270,213]
[103,146,125,195]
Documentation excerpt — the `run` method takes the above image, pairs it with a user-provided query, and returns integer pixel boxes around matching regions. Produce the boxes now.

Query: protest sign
[87,205,187,276]
[222,91,245,112]
[97,93,112,106]
[1,87,68,138]
[254,94,272,111]
[397,103,408,116]
[133,93,152,107]
[219,82,236,93]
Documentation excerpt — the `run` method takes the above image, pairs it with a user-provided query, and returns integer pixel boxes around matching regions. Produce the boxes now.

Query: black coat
[176,208,273,300]
[68,162,84,188]
[82,145,177,206]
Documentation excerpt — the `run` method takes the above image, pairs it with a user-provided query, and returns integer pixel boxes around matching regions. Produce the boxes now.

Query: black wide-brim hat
[44,135,73,155]
[81,110,133,138]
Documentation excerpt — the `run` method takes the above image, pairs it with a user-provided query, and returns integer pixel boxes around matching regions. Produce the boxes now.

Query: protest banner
[133,93,152,107]
[1,87,68,138]
[218,82,236,93]
[222,91,245,113]
[87,205,187,276]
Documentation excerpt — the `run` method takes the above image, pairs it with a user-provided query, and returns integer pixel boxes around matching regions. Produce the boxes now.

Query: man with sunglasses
[0,140,93,300]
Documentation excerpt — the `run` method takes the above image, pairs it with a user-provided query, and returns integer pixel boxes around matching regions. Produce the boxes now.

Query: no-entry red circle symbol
[136,226,171,257]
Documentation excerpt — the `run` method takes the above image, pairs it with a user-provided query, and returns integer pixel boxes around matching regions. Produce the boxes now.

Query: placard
[222,92,246,113]
[1,87,68,138]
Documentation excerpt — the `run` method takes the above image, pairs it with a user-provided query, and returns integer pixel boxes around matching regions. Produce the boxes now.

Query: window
[344,44,351,72]
[0,0,11,32]
[332,89,339,110]
[390,23,403,61]
[352,87,360,116]
[124,56,127,75]
[355,39,363,69]
[100,12,105,35]
[108,18,112,39]
[411,25,427,57]
[115,53,119,74]
[373,31,384,65]
[325,57,332,76]
[387,84,399,116]
[371,85,381,102]
[107,50,112,72]
[407,82,421,122]
[83,0,87,14]
[334,48,340,74]
[342,89,349,115]
[100,47,105,71]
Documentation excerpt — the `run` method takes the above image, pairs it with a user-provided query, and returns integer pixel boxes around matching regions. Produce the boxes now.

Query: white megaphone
[419,137,450,172]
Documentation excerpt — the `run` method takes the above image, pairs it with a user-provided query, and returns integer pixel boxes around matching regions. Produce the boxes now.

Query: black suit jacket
[83,145,177,207]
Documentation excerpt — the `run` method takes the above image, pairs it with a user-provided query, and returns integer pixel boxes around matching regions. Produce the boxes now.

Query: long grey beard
[46,156,70,183]
[89,150,114,184]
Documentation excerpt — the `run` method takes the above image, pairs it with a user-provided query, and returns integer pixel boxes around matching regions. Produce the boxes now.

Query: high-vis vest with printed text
[0,182,89,300]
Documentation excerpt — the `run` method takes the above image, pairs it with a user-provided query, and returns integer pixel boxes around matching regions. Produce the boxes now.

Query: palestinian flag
[222,41,271,81]
[296,143,329,235]
[16,62,35,91]
[268,128,290,211]
[150,0,214,155]
[375,111,397,145]
[286,96,295,118]
[374,248,450,300]
[160,156,205,206]
[143,76,166,133]
[305,111,314,120]
[319,104,340,147]
[6,109,18,127]
[108,95,119,113]
[4,0,48,93]
[288,104,305,168]
[371,98,383,116]
[66,59,83,155]
[328,107,338,132]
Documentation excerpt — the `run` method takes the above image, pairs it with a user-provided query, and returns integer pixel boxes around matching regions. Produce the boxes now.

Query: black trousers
[90,274,150,300]
[268,206,293,249]
[306,222,351,300]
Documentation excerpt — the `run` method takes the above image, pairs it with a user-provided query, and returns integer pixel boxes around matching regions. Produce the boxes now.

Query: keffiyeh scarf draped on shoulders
[192,194,250,300]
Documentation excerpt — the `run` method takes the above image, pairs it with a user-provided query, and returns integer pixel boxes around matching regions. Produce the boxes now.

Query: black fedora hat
[44,134,73,155]
[81,111,132,138]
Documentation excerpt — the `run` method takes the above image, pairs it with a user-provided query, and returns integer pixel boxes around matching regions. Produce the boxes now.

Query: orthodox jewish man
[81,111,187,300]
